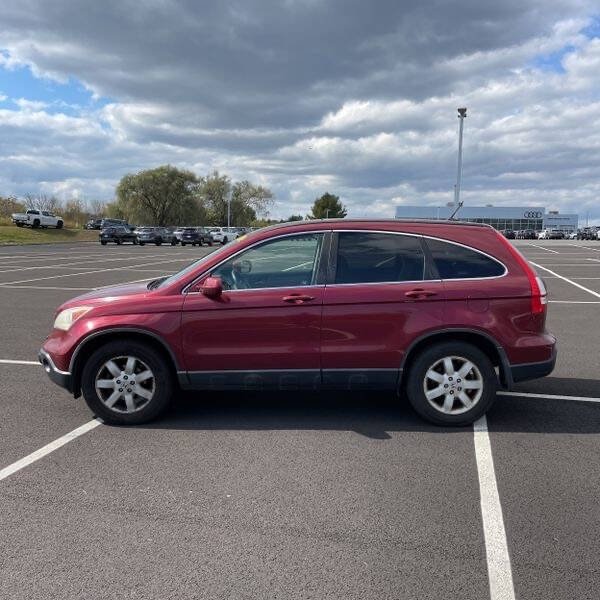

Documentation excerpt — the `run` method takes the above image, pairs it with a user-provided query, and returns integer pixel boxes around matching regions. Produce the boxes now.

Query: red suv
[39,220,556,426]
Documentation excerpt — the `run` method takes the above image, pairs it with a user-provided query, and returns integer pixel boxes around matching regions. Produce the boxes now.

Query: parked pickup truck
[12,209,64,229]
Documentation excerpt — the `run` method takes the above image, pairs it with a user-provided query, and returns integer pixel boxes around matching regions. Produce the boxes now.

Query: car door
[321,231,444,389]
[181,232,329,389]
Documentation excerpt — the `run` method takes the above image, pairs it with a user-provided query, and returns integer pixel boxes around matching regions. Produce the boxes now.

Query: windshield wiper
[147,276,168,290]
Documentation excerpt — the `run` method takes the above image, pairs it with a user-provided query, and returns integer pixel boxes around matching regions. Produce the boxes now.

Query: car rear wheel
[56,221,63,229]
[81,341,173,425]
[100,240,107,245]
[139,241,145,246]
[405,341,497,426]
[155,239,162,246]
[32,219,40,228]
[171,239,177,246]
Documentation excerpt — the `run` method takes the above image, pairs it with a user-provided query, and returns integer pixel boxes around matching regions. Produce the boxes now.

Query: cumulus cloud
[0,0,599,220]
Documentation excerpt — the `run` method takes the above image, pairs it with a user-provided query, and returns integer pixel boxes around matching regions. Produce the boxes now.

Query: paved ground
[0,239,598,599]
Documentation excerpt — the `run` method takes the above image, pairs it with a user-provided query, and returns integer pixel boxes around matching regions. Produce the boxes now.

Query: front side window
[426,238,505,279]
[211,233,323,290]
[334,232,425,284]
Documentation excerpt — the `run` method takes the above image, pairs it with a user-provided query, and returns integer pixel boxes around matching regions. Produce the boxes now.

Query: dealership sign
[524,211,543,218]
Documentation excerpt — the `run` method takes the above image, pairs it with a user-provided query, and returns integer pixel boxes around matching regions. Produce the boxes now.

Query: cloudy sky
[1,0,600,221]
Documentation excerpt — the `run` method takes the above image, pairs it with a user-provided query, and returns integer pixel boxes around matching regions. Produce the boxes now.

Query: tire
[56,221,63,229]
[100,241,107,245]
[155,239,162,246]
[405,341,497,426]
[192,243,196,247]
[222,236,228,244]
[181,242,186,246]
[32,219,40,228]
[139,241,145,246]
[171,239,177,246]
[133,238,138,245]
[116,239,122,245]
[81,340,173,425]
[208,240,213,246]
[16,222,23,227]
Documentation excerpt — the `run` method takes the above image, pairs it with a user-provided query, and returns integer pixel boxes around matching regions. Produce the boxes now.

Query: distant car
[501,229,515,239]
[135,227,179,246]
[209,227,240,244]
[520,230,537,240]
[100,226,138,245]
[568,231,578,240]
[180,227,213,246]
[100,218,134,231]
[538,229,563,240]
[85,218,103,230]
[11,209,64,229]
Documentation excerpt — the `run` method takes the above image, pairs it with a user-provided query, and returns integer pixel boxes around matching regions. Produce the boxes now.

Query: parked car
[500,229,515,239]
[538,229,564,240]
[577,227,598,240]
[519,229,537,240]
[100,218,135,231]
[135,227,179,246]
[39,219,556,427]
[11,209,64,229]
[209,227,240,244]
[568,231,578,240]
[180,227,213,246]
[99,226,138,245]
[85,218,103,230]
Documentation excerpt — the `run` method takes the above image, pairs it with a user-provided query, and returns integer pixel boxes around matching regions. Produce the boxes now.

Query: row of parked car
[501,227,600,240]
[98,222,252,246]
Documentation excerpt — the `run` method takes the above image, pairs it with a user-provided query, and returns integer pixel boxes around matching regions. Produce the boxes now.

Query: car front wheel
[405,341,497,426]
[81,341,173,425]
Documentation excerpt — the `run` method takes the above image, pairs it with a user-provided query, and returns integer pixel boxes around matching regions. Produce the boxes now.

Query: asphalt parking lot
[0,239,598,600]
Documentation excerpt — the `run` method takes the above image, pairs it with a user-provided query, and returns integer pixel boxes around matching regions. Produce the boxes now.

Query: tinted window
[335,232,425,284]
[212,233,323,290]
[426,238,505,279]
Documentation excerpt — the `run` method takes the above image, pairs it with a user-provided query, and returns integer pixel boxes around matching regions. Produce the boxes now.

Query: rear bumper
[38,349,73,393]
[509,345,557,383]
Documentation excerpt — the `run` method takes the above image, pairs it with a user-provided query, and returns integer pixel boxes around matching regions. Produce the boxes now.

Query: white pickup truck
[11,209,64,229]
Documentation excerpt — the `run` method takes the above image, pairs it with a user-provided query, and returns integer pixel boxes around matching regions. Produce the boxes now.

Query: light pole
[453,107,467,209]
[227,193,231,229]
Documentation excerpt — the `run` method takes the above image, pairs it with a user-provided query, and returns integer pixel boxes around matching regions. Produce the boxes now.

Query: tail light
[494,231,547,316]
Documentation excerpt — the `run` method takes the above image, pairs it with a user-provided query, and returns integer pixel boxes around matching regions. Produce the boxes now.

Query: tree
[286,214,304,222]
[231,180,274,219]
[63,198,86,227]
[0,196,25,221]
[309,193,347,219]
[115,165,201,226]
[199,171,232,226]
[88,199,107,217]
[24,193,60,212]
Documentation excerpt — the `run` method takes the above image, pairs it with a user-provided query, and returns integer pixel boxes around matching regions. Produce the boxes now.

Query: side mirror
[196,276,223,298]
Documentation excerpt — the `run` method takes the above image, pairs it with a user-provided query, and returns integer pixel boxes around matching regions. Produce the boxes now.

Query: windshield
[154,239,241,289]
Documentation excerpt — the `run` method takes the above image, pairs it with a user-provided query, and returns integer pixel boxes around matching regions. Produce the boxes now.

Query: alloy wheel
[423,355,483,415]
[95,356,155,413]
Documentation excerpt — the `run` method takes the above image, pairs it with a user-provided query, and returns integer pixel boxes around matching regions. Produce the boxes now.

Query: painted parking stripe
[0,359,40,365]
[498,391,600,403]
[0,285,95,291]
[526,244,558,254]
[0,420,102,482]
[548,300,600,304]
[530,262,600,299]
[473,415,516,600]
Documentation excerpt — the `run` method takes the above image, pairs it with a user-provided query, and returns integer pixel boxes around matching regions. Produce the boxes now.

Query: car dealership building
[394,205,578,232]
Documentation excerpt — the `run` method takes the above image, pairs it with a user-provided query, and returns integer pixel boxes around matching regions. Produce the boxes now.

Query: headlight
[53,306,93,331]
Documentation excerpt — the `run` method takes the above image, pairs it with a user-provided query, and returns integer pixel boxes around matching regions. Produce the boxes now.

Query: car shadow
[129,375,600,438]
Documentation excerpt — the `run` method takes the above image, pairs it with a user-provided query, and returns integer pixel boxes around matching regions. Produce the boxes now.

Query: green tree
[115,165,201,226]
[199,171,232,226]
[309,193,347,219]
[286,214,304,222]
[0,196,25,222]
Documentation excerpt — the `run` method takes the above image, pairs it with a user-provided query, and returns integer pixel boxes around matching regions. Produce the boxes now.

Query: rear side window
[335,232,425,284]
[426,238,505,279]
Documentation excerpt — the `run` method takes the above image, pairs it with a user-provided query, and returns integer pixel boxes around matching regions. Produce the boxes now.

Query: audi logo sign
[524,211,543,219]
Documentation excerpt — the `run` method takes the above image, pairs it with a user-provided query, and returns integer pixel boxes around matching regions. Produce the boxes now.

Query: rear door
[321,231,444,389]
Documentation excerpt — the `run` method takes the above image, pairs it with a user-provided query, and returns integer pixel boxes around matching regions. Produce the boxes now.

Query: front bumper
[510,345,557,383]
[38,349,73,393]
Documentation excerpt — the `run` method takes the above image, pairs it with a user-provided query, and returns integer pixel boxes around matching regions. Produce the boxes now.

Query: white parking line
[473,415,516,600]
[548,300,600,304]
[0,258,192,286]
[526,244,558,254]
[498,391,600,403]
[0,420,102,482]
[530,262,600,299]
[0,285,94,291]
[0,359,40,365]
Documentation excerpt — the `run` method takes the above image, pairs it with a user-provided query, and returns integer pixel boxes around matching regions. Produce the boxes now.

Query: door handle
[405,289,437,299]
[282,294,315,304]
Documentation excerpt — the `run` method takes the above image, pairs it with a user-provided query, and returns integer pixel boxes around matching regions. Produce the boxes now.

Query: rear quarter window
[425,238,505,279]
